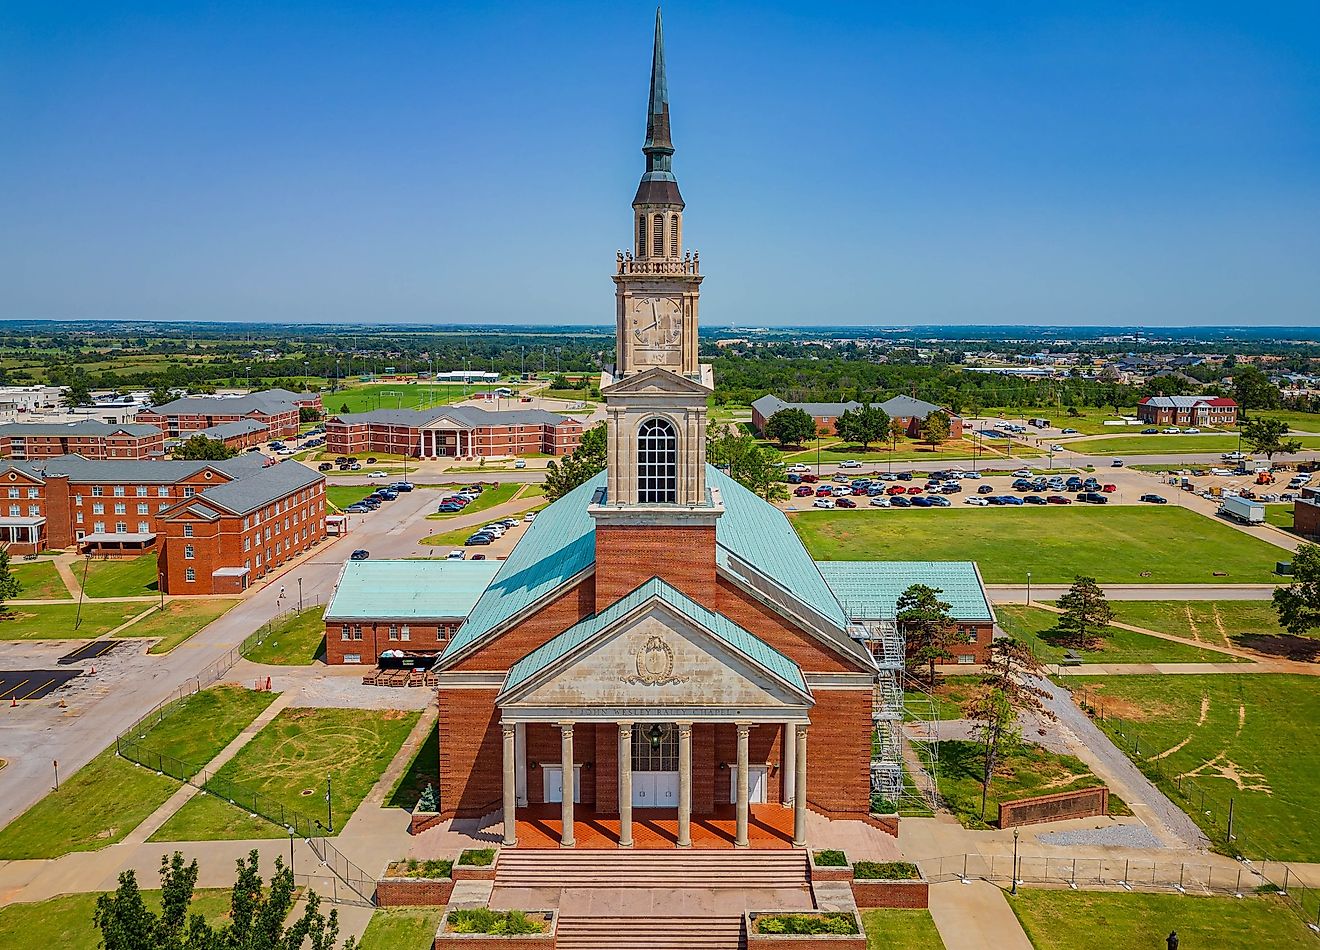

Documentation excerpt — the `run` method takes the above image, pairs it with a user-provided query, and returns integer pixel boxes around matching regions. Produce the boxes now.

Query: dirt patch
[381,709,411,721]
[1197,695,1210,727]
[1086,688,1174,723]
[1179,752,1272,794]
[1151,735,1194,761]
[1183,604,1203,643]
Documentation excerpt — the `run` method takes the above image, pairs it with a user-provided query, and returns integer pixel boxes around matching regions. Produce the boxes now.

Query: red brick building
[325,406,582,459]
[1137,395,1238,427]
[180,419,271,452]
[158,460,327,594]
[137,389,319,440]
[751,395,964,441]
[0,421,164,460]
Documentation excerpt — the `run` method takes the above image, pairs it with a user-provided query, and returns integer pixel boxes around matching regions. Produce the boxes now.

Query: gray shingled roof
[191,419,271,439]
[751,395,862,418]
[16,452,267,484]
[878,395,947,420]
[193,459,322,516]
[0,420,161,437]
[147,389,306,416]
[331,405,574,428]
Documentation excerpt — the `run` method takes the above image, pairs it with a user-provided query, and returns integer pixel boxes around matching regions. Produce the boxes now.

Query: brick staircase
[494,848,810,889]
[556,915,745,950]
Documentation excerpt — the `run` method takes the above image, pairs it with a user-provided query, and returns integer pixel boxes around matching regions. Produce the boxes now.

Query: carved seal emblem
[624,635,688,686]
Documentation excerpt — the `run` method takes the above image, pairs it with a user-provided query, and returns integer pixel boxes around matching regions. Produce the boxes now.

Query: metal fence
[237,598,325,662]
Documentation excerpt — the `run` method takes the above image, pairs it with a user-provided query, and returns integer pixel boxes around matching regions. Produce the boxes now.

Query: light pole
[326,775,334,833]
[1011,827,1020,894]
[1026,571,1032,605]
[298,577,303,611]
[287,826,295,875]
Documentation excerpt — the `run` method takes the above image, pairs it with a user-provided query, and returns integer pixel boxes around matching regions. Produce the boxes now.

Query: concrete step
[497,849,808,889]
[556,915,744,950]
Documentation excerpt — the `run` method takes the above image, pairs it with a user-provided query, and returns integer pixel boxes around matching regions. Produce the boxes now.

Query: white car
[787,463,810,473]
[368,471,389,478]
[1222,452,1245,460]
[869,496,891,507]
[813,497,836,509]
[445,550,465,560]
[524,512,538,523]
[964,471,982,479]
[482,524,506,536]
[1185,427,1201,434]
[1049,444,1064,453]
[965,496,990,506]
[514,459,527,469]
[839,460,862,469]
[1162,427,1181,434]
[1013,469,1033,478]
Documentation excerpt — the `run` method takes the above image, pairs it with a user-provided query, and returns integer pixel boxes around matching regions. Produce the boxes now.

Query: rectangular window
[91,486,103,497]
[341,624,350,640]
[92,503,104,514]
[113,486,125,497]
[353,625,362,640]
[114,503,126,515]
[137,503,149,514]
[94,521,105,533]
[957,654,975,664]
[158,487,169,497]
[74,495,83,506]
[243,537,250,551]
[75,512,83,523]
[185,567,195,582]
[184,544,194,559]
[183,524,193,538]
[388,624,398,640]
[136,486,147,496]
[115,522,127,533]
[7,488,18,499]
[183,486,195,498]
[27,488,38,499]
[138,521,149,533]
[400,626,410,642]
[7,505,18,517]
[28,505,39,517]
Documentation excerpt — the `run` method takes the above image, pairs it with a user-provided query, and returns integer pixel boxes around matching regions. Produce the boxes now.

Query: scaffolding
[847,617,940,816]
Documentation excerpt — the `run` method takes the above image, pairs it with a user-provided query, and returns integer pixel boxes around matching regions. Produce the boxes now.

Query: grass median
[861,909,946,949]
[0,684,278,859]
[243,606,326,665]
[792,506,1285,584]
[995,605,1244,665]
[357,908,445,950]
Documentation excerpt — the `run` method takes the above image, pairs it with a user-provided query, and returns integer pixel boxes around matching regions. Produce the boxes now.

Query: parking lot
[0,669,82,702]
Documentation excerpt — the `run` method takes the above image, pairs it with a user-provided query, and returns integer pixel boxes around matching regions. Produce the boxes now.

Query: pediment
[601,367,711,397]
[499,599,811,712]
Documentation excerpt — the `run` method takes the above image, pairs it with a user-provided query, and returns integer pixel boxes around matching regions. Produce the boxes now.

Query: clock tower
[594,7,720,570]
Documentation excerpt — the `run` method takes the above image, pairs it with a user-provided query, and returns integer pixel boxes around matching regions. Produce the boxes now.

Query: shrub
[754,912,858,935]
[393,857,452,879]
[447,908,545,935]
[853,860,921,880]
[869,793,899,814]
[458,847,496,867]
[813,849,848,867]
[416,782,440,812]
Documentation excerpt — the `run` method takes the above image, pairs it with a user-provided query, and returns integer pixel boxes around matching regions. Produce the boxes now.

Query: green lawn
[0,684,277,859]
[1264,505,1294,531]
[995,605,1243,665]
[1108,600,1296,655]
[0,601,154,640]
[387,720,439,809]
[0,887,235,950]
[792,506,1285,584]
[1008,891,1315,950]
[775,437,1017,464]
[1249,410,1320,434]
[420,523,489,548]
[330,382,501,414]
[905,676,981,721]
[327,485,370,511]
[1074,433,1320,456]
[151,707,420,841]
[357,908,445,950]
[243,606,326,665]
[862,909,946,949]
[10,558,70,599]
[928,740,1118,830]
[130,599,237,654]
[79,552,159,598]
[425,483,524,519]
[1070,674,1320,861]
[984,407,1142,436]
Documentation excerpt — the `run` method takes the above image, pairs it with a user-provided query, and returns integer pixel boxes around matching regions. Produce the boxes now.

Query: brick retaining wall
[375,876,453,907]
[998,786,1109,828]
[744,910,867,950]
[850,878,929,909]
[433,910,555,950]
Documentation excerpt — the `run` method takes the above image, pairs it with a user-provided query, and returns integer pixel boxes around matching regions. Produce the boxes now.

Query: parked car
[1000,495,1025,506]
[887,485,907,496]
[911,496,932,507]
[813,497,836,509]
[801,473,819,483]
[964,496,989,506]
[1162,427,1181,434]
[1101,484,1117,493]
[350,549,370,560]
[929,496,951,507]
[514,459,527,469]
[977,484,995,495]
[348,462,362,471]
[465,534,494,545]
[906,486,923,494]
[1046,495,1072,505]
[525,511,538,522]
[889,495,912,507]
[794,485,815,497]
[787,463,810,473]
[1013,469,1033,478]
[897,471,913,481]
[942,484,962,494]
[870,495,891,507]
[366,457,378,464]
[964,471,982,479]
[787,473,802,484]
[816,486,834,496]
[344,504,370,514]
[1185,427,1201,434]
[1140,494,1168,504]
[1111,459,1124,467]
[368,471,389,478]
[1049,444,1064,453]
[1143,428,1159,434]
[986,495,1005,505]
[436,503,464,513]
[391,482,414,492]
[1024,495,1047,505]
[1077,492,1108,504]
[835,497,857,509]
[377,489,399,500]
[445,550,465,560]
[317,462,333,472]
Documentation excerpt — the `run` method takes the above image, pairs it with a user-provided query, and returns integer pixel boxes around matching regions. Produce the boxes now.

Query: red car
[906,486,923,494]
[816,486,833,496]
[851,486,868,496]
[1101,484,1117,493]
[801,473,819,483]
[793,485,814,497]
[835,497,857,508]
[886,485,906,495]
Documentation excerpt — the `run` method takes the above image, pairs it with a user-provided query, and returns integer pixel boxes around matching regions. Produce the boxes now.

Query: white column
[782,723,796,805]
[618,723,634,848]
[677,721,693,848]
[559,722,575,848]
[501,722,518,847]
[735,723,750,848]
[793,724,808,848]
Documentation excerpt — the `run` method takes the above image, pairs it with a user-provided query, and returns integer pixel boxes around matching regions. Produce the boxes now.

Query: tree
[338,402,350,414]
[1274,543,1320,635]
[707,420,787,502]
[762,407,816,448]
[150,385,174,407]
[1240,417,1301,463]
[834,404,889,450]
[299,406,321,423]
[888,417,908,449]
[0,549,24,614]
[543,422,607,501]
[1054,575,1113,650]
[64,377,92,409]
[94,850,356,950]
[896,584,958,687]
[1232,365,1281,411]
[172,436,237,461]
[964,637,1056,820]
[921,410,951,447]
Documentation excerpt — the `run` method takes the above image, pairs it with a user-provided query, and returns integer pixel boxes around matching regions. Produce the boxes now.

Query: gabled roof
[751,395,862,418]
[190,459,322,516]
[325,559,502,621]
[0,420,161,438]
[330,405,575,428]
[878,395,948,421]
[817,561,994,623]
[192,419,270,439]
[501,576,808,697]
[145,389,305,416]
[601,366,711,397]
[22,452,266,484]
[1139,395,1236,409]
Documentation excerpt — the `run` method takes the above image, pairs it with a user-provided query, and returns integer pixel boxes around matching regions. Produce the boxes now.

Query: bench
[1060,650,1084,667]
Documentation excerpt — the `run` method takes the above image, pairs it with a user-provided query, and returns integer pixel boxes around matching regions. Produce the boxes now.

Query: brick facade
[374,875,454,907]
[1137,396,1237,427]
[594,523,717,609]
[137,390,319,440]
[325,409,583,460]
[0,425,164,460]
[997,786,1109,828]
[326,619,460,666]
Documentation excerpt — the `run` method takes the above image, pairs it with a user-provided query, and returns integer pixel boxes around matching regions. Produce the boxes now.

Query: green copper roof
[816,561,994,623]
[502,576,807,694]
[441,471,604,661]
[326,559,502,621]
[709,466,849,629]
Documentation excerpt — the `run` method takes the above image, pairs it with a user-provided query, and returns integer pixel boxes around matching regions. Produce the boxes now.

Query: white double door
[543,765,581,804]
[632,770,679,808]
[729,766,768,804]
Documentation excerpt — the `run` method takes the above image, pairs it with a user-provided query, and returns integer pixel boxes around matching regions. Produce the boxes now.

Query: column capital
[676,721,693,737]
[795,722,810,736]
[616,721,634,734]
[735,722,752,738]
[500,720,518,736]
[558,721,575,737]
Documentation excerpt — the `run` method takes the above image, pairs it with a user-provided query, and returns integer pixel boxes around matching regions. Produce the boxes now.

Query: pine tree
[1055,575,1113,650]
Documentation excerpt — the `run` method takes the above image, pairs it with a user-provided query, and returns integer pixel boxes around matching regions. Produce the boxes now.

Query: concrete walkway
[928,880,1033,950]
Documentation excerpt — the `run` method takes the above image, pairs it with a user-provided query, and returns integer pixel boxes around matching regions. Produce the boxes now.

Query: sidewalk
[928,880,1033,950]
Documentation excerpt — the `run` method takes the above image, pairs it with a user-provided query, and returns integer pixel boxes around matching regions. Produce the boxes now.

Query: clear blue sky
[3,1,1318,327]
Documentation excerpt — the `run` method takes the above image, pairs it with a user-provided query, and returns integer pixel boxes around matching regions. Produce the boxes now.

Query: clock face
[629,297,683,351]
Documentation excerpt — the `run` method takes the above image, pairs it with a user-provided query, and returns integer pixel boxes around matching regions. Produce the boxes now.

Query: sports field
[331,382,503,414]
[1070,674,1320,861]
[995,605,1243,665]
[1008,891,1314,950]
[791,506,1284,584]
[0,684,277,859]
[150,707,419,841]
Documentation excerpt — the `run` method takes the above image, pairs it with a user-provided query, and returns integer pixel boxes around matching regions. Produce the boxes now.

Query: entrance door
[729,766,768,804]
[542,765,581,804]
[631,722,680,809]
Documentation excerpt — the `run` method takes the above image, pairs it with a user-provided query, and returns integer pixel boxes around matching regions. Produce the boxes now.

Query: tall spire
[634,5,683,208]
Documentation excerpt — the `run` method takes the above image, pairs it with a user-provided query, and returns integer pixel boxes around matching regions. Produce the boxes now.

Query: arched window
[637,418,677,504]
[652,213,665,257]
[636,215,647,257]
[669,215,680,258]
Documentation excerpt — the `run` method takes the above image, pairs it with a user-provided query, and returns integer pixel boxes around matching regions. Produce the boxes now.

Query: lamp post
[325,775,334,833]
[1026,571,1032,605]
[287,826,295,875]
[298,577,303,612]
[1011,828,1020,894]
